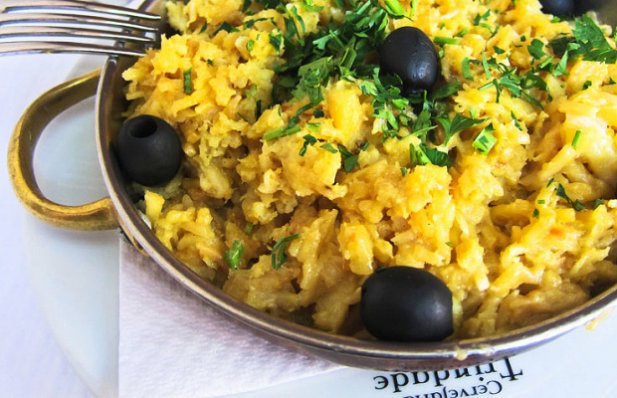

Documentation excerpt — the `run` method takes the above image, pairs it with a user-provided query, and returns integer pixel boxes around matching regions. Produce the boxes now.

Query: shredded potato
[124,0,617,338]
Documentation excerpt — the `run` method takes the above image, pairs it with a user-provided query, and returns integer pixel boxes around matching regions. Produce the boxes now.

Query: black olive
[574,1,602,15]
[115,114,183,186]
[360,266,453,342]
[379,27,439,92]
[540,0,575,17]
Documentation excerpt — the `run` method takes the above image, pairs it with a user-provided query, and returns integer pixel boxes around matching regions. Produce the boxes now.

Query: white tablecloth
[0,55,93,398]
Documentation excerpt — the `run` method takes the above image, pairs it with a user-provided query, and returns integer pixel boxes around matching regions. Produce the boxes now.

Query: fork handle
[8,70,119,230]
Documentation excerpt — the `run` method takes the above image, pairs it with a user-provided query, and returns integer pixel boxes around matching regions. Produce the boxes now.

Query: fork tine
[2,0,160,20]
[0,41,147,57]
[0,13,159,32]
[0,25,155,43]
[0,0,161,57]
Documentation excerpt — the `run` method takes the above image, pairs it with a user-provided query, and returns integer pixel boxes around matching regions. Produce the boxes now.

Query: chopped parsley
[470,18,617,113]
[263,124,302,141]
[293,57,331,104]
[549,15,617,65]
[592,198,606,209]
[271,233,300,269]
[244,223,255,235]
[299,134,317,156]
[246,39,255,52]
[434,36,460,46]
[383,0,406,18]
[320,143,338,153]
[436,113,485,145]
[301,0,323,12]
[493,46,505,55]
[267,0,406,142]
[555,183,586,211]
[430,81,461,101]
[338,145,360,172]
[269,31,283,53]
[306,122,321,132]
[477,55,545,109]
[224,240,245,269]
[214,22,238,34]
[572,15,617,63]
[242,17,272,29]
[527,39,546,60]
[410,142,451,167]
[300,139,363,169]
[462,57,473,80]
[572,130,582,149]
[472,124,497,154]
[258,0,481,171]
[473,9,491,26]
[511,111,523,131]
[252,2,617,174]
[183,68,193,95]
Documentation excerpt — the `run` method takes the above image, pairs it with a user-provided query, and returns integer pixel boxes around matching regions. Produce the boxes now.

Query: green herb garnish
[511,111,524,131]
[269,31,283,53]
[573,15,617,63]
[383,0,406,18]
[269,0,409,142]
[555,183,586,211]
[246,39,255,52]
[214,22,238,34]
[528,39,546,60]
[271,233,300,269]
[462,57,473,80]
[299,134,317,156]
[434,36,459,46]
[338,145,359,172]
[244,223,255,235]
[183,68,193,94]
[572,130,582,149]
[436,113,485,145]
[472,124,497,154]
[225,240,245,269]
[550,16,617,66]
[477,57,544,109]
[264,124,302,141]
[410,142,451,167]
[261,0,466,171]
[301,0,323,12]
[320,143,338,153]
[592,198,606,209]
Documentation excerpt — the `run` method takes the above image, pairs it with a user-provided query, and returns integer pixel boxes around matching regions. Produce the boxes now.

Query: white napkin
[118,237,342,398]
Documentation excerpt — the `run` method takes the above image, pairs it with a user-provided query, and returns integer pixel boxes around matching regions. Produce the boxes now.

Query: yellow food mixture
[123,0,617,338]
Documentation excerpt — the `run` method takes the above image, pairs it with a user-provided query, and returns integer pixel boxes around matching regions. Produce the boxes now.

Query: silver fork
[0,0,161,57]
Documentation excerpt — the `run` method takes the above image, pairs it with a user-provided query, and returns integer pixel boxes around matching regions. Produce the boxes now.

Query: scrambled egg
[123,0,617,338]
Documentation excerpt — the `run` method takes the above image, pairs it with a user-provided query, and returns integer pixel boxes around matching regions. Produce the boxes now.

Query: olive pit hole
[131,118,158,138]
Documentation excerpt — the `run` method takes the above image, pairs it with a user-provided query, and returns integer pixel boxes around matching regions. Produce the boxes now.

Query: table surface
[0,54,94,398]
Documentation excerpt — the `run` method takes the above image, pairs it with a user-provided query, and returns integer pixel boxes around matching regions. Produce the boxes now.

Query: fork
[0,0,161,57]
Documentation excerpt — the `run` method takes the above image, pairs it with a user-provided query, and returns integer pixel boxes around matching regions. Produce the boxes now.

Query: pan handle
[8,70,119,230]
